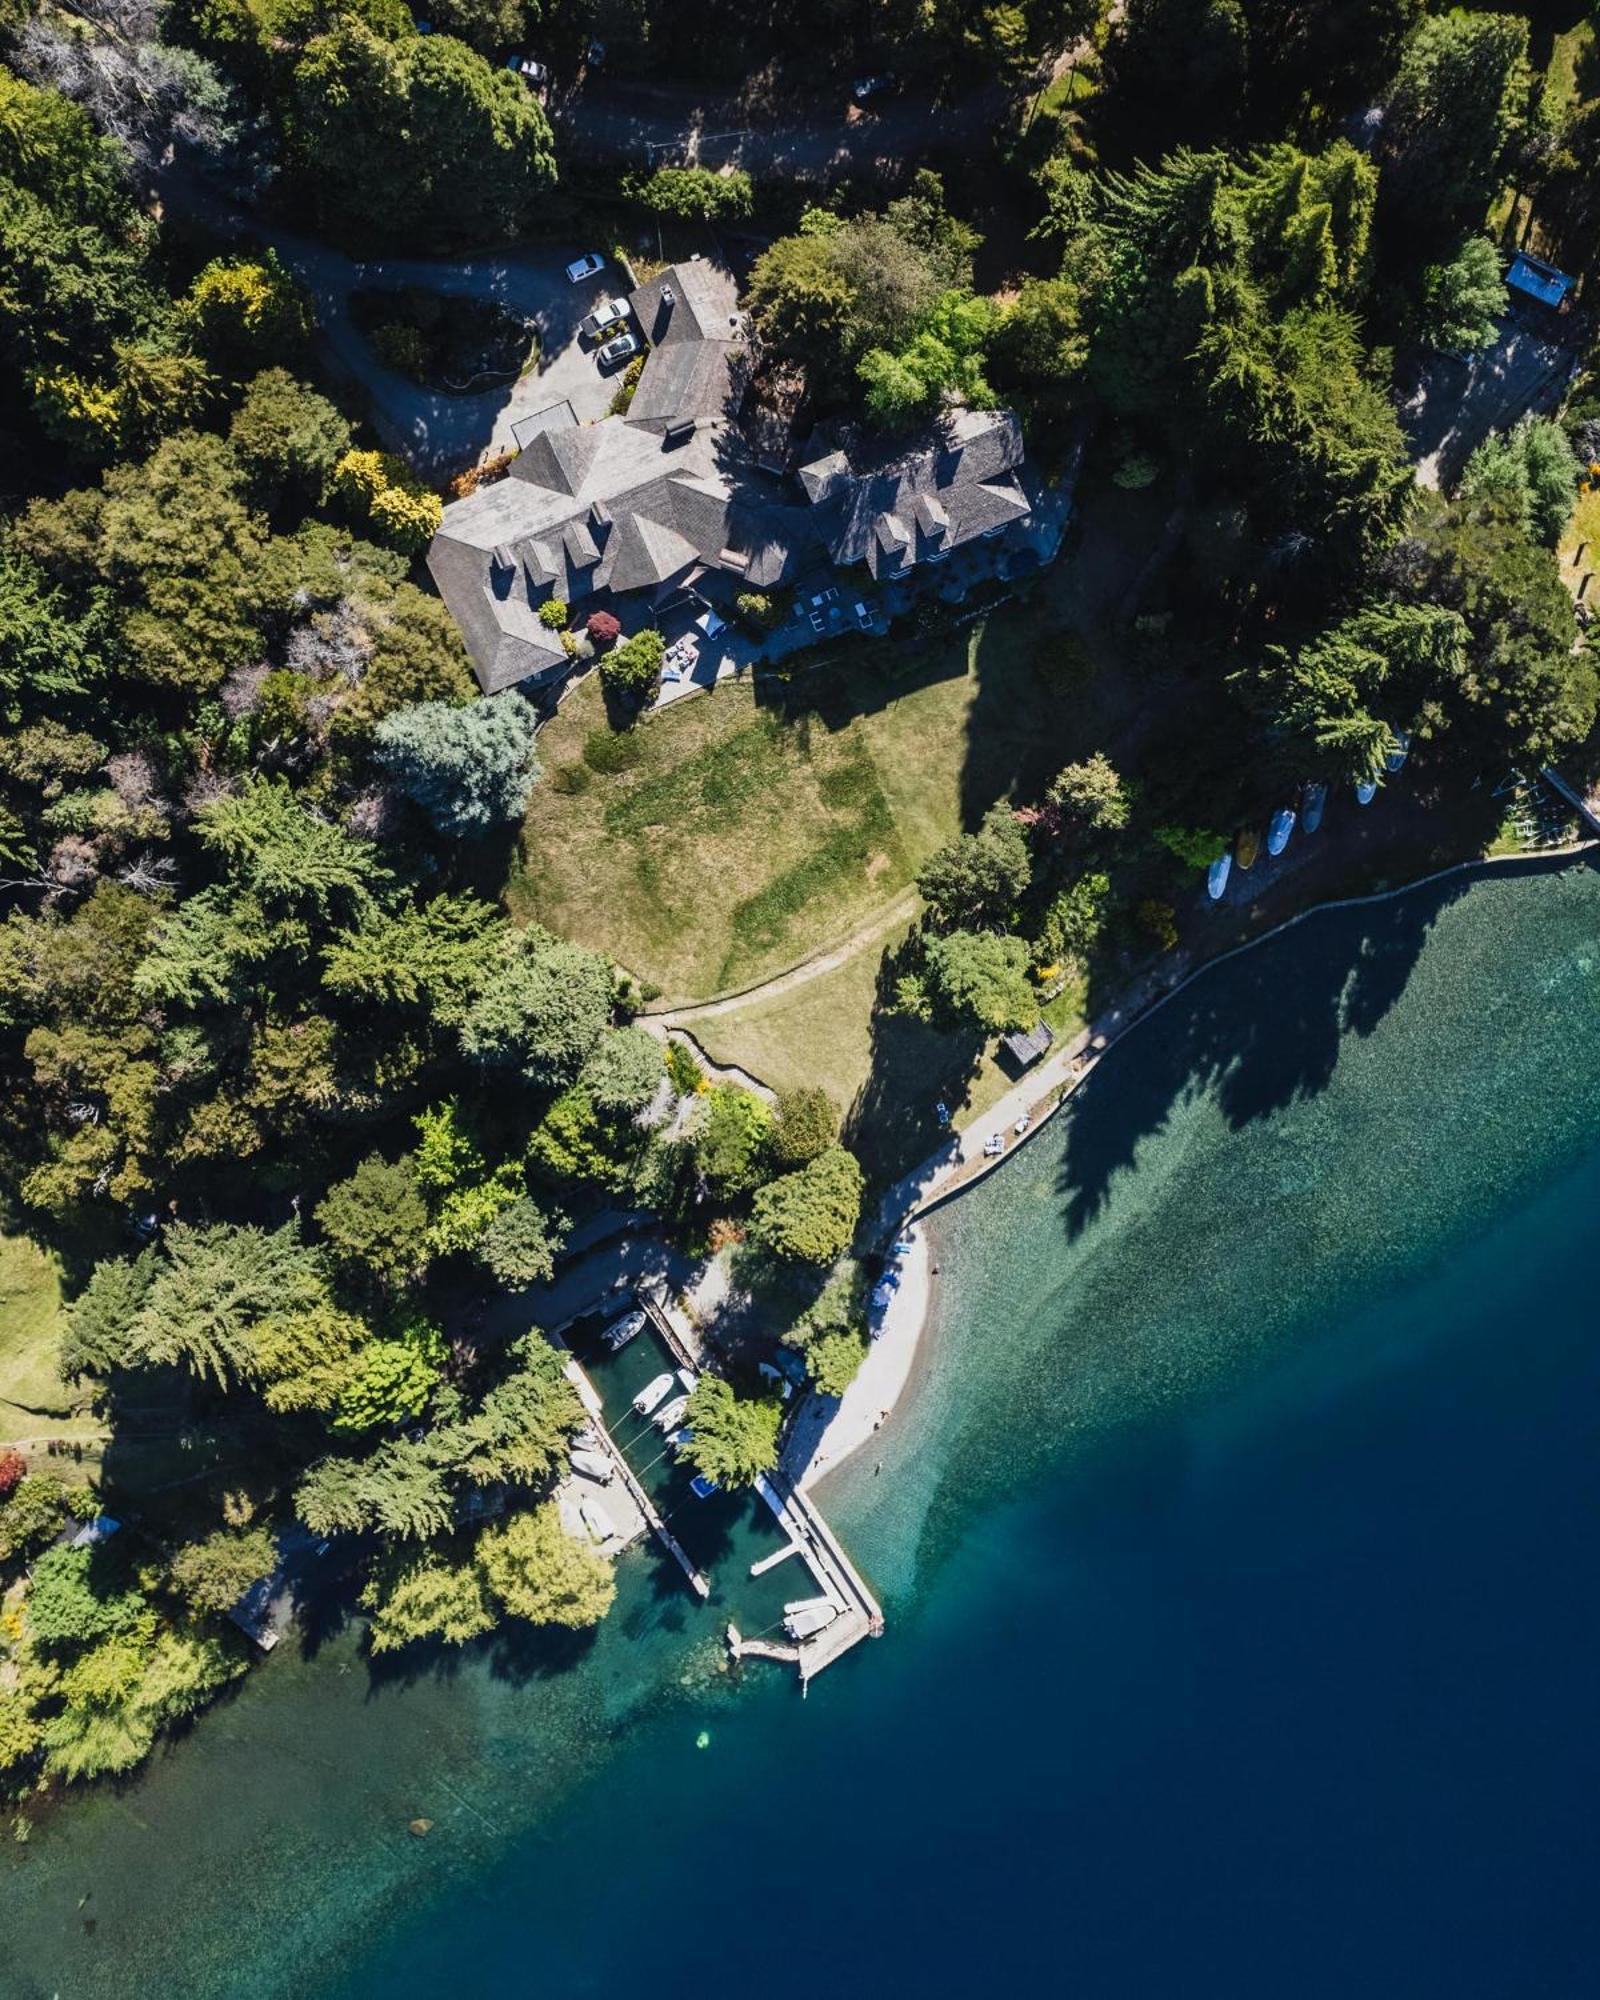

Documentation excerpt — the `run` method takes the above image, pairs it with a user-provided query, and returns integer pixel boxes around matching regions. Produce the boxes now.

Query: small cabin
[1506,253,1575,312]
[1001,1020,1054,1070]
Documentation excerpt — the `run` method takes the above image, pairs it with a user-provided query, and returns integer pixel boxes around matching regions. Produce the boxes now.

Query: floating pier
[749,1540,804,1577]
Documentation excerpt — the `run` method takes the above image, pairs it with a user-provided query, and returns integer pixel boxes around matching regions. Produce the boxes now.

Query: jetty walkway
[637,1283,884,1683]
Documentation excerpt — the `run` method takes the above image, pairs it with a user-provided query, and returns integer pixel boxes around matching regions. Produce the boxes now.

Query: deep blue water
[5,856,1600,1999]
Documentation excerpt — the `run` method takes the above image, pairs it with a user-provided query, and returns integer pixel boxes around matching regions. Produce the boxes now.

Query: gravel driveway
[268,231,629,478]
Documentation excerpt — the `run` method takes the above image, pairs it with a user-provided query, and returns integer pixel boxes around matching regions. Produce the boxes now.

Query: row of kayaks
[1208,733,1412,901]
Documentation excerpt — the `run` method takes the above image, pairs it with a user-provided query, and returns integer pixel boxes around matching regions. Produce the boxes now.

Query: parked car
[565,251,605,285]
[852,72,895,102]
[597,330,641,369]
[581,298,631,342]
[507,55,549,84]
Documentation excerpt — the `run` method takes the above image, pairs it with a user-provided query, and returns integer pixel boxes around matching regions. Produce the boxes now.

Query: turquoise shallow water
[5,856,1600,1998]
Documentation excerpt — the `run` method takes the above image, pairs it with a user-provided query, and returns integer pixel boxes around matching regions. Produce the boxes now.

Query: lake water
[6,855,1600,1999]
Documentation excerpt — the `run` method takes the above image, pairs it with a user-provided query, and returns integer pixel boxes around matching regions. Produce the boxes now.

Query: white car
[597,330,641,369]
[507,55,549,84]
[565,251,605,285]
[581,298,631,342]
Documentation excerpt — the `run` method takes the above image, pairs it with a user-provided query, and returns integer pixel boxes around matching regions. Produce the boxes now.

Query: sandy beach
[785,1224,935,1490]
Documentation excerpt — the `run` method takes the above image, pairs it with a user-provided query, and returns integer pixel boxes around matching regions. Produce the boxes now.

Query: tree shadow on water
[1054,863,1496,1237]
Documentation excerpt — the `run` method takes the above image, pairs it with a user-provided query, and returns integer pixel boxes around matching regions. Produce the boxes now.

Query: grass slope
[509,603,1089,1003]
[0,1232,99,1453]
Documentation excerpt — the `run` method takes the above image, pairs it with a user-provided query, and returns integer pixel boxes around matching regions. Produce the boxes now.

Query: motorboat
[653,1394,691,1432]
[633,1372,675,1416]
[1302,782,1327,834]
[1207,850,1232,901]
[689,1474,719,1499]
[675,1366,699,1395]
[1355,776,1378,806]
[1266,807,1296,856]
[1385,728,1413,774]
[667,1427,694,1456]
[602,1309,646,1352]
[1235,827,1260,871]
[570,1448,613,1483]
[783,1597,840,1641]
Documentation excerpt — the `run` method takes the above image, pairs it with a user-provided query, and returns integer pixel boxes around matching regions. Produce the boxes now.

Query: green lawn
[1543,19,1596,126]
[508,597,1092,1003]
[0,1231,101,1456]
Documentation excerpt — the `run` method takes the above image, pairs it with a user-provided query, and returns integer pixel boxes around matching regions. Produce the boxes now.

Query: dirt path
[641,886,919,1028]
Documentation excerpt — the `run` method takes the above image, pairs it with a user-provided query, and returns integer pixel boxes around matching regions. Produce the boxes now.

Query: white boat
[1355,777,1378,806]
[1302,782,1327,833]
[666,1427,694,1456]
[578,1497,613,1544]
[633,1372,675,1416]
[1266,807,1296,856]
[1207,851,1232,901]
[603,1309,646,1351]
[675,1366,699,1395]
[783,1596,840,1640]
[653,1394,691,1431]
[1385,728,1413,774]
[570,1448,613,1483]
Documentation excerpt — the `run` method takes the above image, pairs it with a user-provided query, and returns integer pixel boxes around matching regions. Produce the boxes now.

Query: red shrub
[586,610,621,652]
[0,1448,26,1499]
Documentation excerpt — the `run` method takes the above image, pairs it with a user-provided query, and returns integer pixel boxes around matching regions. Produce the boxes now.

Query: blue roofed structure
[1506,253,1574,311]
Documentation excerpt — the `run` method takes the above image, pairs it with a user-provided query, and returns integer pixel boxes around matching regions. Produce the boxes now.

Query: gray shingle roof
[427,270,1031,695]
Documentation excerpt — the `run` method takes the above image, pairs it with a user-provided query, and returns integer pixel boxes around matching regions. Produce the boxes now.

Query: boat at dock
[1235,827,1259,870]
[1355,776,1378,805]
[784,1596,841,1640]
[675,1366,699,1395]
[1267,807,1296,856]
[1385,728,1413,774]
[633,1372,675,1416]
[602,1309,646,1351]
[653,1394,691,1432]
[1207,850,1232,900]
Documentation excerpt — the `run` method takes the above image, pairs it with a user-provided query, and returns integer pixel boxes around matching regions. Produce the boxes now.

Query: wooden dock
[559,1352,711,1600]
[746,1470,885,1688]
[1540,765,1600,838]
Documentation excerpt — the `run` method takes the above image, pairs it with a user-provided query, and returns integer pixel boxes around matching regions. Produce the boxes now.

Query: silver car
[581,298,631,342]
[597,330,641,369]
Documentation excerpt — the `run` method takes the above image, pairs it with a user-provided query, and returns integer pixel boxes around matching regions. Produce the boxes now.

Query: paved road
[551,74,1014,179]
